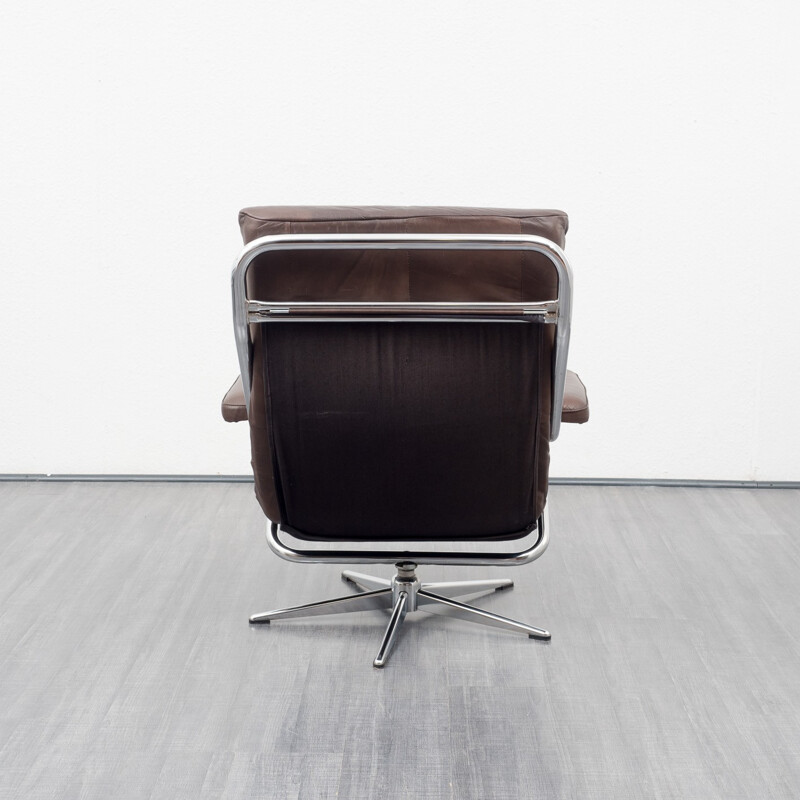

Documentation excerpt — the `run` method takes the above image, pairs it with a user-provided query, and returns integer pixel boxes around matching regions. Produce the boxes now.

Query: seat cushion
[239,205,568,248]
[222,371,589,425]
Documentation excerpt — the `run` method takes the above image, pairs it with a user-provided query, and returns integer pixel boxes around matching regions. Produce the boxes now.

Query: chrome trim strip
[231,233,573,440]
[263,507,550,567]
[246,299,559,320]
[241,317,536,325]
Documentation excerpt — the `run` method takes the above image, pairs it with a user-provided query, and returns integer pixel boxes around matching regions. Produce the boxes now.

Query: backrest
[238,207,568,541]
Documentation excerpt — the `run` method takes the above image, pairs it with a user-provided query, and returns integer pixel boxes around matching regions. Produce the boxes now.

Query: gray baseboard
[550,477,800,489]
[1,474,798,489]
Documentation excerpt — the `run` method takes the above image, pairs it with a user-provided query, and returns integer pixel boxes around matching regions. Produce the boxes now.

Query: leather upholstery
[222,377,248,423]
[561,370,590,424]
[239,206,568,247]
[222,371,589,425]
[231,206,580,534]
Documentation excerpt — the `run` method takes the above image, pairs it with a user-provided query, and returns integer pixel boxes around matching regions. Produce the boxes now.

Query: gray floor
[1,482,799,799]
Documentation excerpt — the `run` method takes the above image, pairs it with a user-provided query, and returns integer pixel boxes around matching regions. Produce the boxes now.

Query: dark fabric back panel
[262,322,545,541]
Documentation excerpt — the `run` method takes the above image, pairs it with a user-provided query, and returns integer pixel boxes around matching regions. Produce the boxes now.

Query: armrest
[221,377,247,422]
[562,370,590,424]
[222,371,590,424]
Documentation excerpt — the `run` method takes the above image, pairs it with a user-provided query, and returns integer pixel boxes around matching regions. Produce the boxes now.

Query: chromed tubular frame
[264,506,550,567]
[231,232,573,440]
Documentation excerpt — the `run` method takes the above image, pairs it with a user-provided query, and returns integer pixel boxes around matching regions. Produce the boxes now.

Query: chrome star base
[249,562,550,668]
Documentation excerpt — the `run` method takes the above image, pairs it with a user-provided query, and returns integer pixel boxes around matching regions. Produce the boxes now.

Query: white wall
[2,1,798,480]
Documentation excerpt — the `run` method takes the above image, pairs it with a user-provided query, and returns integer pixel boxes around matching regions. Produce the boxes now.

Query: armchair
[223,206,588,667]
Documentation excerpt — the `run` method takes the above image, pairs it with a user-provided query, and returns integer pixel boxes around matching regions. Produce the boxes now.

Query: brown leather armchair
[223,207,588,667]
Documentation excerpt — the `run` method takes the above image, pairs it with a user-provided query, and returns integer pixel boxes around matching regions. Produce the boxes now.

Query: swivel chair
[222,206,589,667]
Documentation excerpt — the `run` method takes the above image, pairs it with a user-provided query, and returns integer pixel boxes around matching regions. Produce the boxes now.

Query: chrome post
[391,562,420,612]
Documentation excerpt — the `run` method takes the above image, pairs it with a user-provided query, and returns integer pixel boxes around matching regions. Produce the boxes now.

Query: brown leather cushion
[221,377,247,423]
[222,371,589,425]
[561,370,590,424]
[239,205,568,247]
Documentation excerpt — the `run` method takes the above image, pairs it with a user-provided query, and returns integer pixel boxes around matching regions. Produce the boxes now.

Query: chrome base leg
[373,591,409,668]
[341,570,392,591]
[417,589,550,639]
[249,587,392,624]
[420,578,513,598]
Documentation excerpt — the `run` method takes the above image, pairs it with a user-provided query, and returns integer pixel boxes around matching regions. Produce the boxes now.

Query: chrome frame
[265,506,550,567]
[233,233,570,663]
[231,232,573,440]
